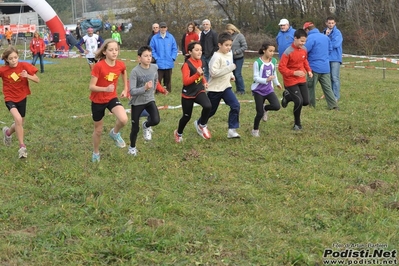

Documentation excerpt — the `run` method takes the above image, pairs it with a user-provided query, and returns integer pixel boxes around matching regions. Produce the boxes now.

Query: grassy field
[0,48,398,265]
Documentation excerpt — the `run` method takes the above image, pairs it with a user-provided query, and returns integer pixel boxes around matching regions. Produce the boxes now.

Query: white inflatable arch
[22,0,67,49]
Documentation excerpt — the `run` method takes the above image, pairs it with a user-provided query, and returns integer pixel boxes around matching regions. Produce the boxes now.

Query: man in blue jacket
[150,22,178,92]
[276,18,296,59]
[303,22,338,110]
[324,17,343,102]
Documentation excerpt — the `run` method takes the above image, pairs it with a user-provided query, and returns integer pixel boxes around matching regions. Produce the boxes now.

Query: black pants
[130,101,160,147]
[158,69,172,92]
[285,83,309,126]
[253,91,280,130]
[177,92,211,135]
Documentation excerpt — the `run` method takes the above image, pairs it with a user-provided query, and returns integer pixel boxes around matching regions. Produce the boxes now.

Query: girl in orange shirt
[0,47,40,159]
[174,42,211,143]
[89,39,128,162]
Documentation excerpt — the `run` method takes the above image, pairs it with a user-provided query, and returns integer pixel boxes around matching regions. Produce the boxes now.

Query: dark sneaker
[281,90,289,108]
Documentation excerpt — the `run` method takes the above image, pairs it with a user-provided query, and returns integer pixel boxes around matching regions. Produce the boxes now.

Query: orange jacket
[30,37,46,55]
[5,30,12,40]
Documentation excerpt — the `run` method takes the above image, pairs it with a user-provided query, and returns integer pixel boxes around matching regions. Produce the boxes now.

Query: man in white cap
[276,18,296,59]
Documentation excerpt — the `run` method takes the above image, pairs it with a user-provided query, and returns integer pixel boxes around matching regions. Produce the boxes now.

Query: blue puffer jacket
[150,32,178,69]
[323,25,343,63]
[304,28,330,74]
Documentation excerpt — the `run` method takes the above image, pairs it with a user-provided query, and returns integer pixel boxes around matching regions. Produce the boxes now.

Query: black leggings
[177,92,211,134]
[130,101,160,147]
[285,83,309,126]
[253,92,280,130]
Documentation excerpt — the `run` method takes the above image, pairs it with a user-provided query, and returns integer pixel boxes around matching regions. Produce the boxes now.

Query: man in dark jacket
[200,19,218,81]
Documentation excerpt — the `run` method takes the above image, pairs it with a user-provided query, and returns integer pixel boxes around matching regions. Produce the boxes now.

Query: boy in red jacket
[278,29,313,131]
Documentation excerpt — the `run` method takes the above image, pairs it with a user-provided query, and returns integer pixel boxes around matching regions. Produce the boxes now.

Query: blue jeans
[202,55,211,82]
[233,57,245,93]
[32,53,44,73]
[207,87,240,129]
[330,61,341,100]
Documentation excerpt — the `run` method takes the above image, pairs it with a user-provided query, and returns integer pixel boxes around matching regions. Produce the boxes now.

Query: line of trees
[43,0,399,55]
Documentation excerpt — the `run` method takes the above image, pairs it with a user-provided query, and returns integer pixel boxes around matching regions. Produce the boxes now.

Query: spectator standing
[303,22,338,110]
[75,22,81,41]
[181,22,199,57]
[111,30,122,46]
[147,23,159,45]
[149,22,178,93]
[276,18,296,59]
[200,19,218,81]
[5,28,12,45]
[29,31,46,73]
[226,23,248,95]
[324,16,343,102]
[194,21,201,40]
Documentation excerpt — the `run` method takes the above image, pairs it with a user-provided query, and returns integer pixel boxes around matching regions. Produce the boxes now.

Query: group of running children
[1,29,311,161]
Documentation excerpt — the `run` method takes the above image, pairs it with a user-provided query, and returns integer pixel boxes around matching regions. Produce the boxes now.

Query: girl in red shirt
[29,31,46,73]
[181,22,199,57]
[174,42,211,142]
[89,39,128,162]
[0,46,40,159]
[278,29,313,131]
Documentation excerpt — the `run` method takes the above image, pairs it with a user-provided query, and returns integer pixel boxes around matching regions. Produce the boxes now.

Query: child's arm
[253,61,267,84]
[304,55,313,78]
[156,81,168,95]
[272,64,282,90]
[120,69,128,98]
[182,61,202,86]
[21,70,39,83]
[129,69,150,96]
[89,75,114,92]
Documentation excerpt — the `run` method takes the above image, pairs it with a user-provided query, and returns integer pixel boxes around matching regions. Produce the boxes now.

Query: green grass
[0,49,398,265]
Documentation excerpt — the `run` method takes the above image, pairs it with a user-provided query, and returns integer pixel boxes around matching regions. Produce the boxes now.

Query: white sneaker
[2,126,12,146]
[142,121,152,141]
[251,129,260,137]
[127,146,138,156]
[262,105,268,122]
[227,128,240,138]
[109,128,126,148]
[194,120,211,139]
[92,152,100,162]
[18,147,27,159]
[174,130,183,143]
